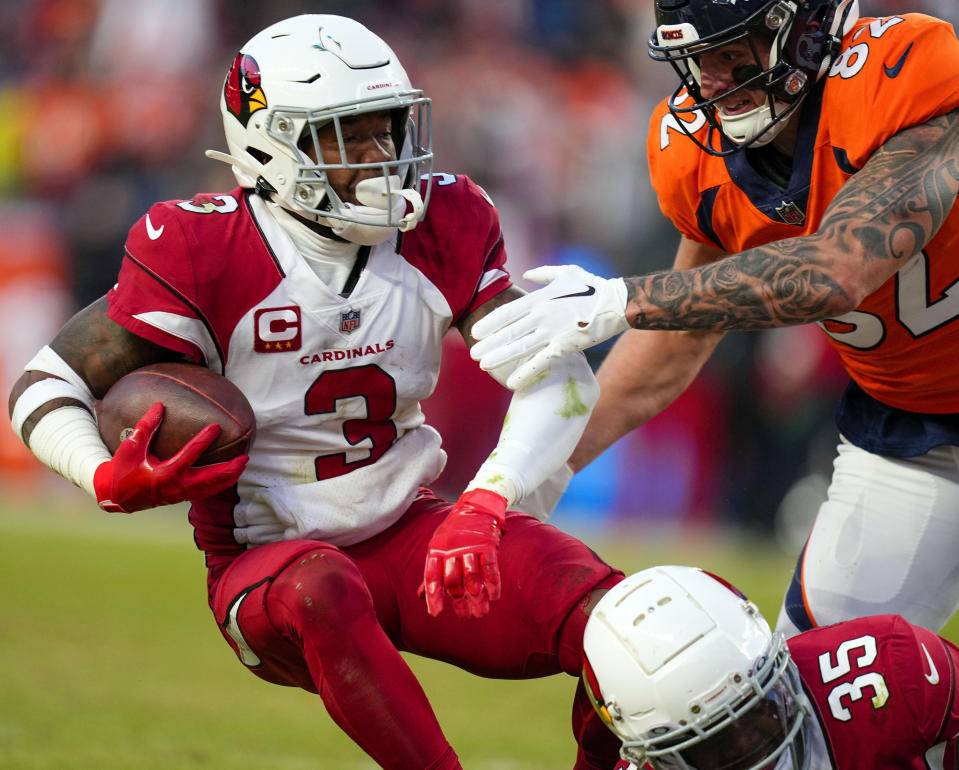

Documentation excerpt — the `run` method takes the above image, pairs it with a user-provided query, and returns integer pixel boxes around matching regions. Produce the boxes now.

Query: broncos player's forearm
[624,107,959,331]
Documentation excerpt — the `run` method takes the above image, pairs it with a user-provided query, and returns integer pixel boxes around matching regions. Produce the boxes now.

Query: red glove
[423,488,508,619]
[93,402,248,513]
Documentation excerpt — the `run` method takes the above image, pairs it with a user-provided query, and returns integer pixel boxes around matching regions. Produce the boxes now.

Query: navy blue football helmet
[649,0,860,155]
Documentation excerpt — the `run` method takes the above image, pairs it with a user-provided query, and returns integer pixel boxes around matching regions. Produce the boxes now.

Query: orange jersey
[648,14,959,413]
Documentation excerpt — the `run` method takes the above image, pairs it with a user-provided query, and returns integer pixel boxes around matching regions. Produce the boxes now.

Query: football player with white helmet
[9,15,624,769]
[584,565,959,770]
[471,2,959,639]
[205,18,432,245]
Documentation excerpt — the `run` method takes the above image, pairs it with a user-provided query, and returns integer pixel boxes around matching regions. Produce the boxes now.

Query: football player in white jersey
[8,15,624,770]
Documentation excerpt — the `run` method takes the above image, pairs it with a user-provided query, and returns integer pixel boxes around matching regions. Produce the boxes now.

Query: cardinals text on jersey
[107,174,510,561]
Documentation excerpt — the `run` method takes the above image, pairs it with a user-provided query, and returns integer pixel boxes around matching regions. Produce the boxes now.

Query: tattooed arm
[8,296,184,444]
[625,108,959,330]
[9,296,243,511]
[470,109,959,391]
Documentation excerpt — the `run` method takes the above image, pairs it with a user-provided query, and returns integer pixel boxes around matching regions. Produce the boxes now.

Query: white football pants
[775,436,959,638]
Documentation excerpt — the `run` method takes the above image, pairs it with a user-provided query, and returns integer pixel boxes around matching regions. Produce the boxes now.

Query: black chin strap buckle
[254,176,277,198]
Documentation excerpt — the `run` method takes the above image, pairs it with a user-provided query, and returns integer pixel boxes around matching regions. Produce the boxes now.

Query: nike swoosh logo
[145,213,164,240]
[883,43,913,78]
[921,642,940,685]
[552,285,596,300]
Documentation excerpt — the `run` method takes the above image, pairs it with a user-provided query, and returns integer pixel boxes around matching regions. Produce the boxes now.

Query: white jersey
[107,176,511,555]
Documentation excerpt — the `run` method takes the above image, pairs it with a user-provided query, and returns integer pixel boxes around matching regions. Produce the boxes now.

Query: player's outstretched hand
[470,265,630,390]
[93,402,248,513]
[423,489,508,619]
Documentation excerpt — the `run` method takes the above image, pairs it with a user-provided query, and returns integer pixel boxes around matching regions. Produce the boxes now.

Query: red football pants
[208,491,623,769]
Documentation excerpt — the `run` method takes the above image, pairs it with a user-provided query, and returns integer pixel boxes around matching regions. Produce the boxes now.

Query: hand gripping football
[95,363,255,466]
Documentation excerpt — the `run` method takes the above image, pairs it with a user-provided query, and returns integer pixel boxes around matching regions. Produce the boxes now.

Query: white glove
[471,265,630,390]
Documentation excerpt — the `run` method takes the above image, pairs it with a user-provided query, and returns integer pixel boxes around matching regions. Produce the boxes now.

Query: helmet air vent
[247,147,273,165]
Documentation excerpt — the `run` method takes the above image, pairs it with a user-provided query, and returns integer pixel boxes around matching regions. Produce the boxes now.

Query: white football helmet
[207,14,433,244]
[583,566,812,770]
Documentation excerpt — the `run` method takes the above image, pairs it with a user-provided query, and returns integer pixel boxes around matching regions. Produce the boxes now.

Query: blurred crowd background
[1,0,955,548]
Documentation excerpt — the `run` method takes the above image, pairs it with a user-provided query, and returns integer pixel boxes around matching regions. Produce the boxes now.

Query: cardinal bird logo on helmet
[224,54,267,127]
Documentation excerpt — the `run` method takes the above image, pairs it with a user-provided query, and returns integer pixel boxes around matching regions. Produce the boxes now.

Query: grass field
[2,485,953,769]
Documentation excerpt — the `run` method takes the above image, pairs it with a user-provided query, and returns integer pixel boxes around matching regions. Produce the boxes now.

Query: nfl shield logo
[776,200,805,226]
[340,308,361,334]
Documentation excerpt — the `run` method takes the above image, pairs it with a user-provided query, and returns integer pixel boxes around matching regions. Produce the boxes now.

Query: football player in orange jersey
[471,0,959,638]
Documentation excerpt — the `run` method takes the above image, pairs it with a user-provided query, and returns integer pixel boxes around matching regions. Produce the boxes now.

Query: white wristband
[24,345,95,392]
[11,377,96,438]
[12,345,111,499]
[25,406,111,497]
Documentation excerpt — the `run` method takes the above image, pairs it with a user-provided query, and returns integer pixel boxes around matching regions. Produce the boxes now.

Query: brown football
[95,363,255,466]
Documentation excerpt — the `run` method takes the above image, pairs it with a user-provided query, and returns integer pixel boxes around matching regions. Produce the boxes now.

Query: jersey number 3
[305,364,398,480]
